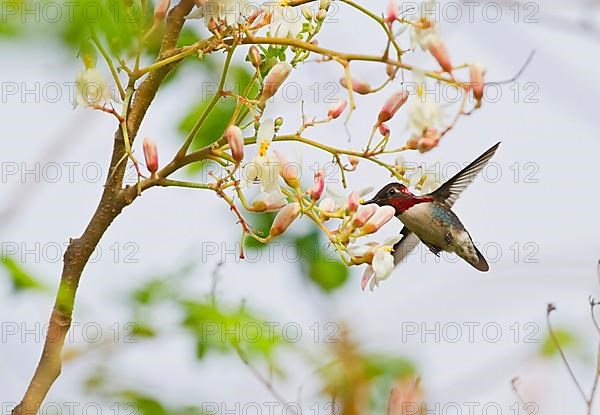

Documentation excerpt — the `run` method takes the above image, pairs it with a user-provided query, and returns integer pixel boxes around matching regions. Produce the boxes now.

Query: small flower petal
[270,202,301,236]
[372,248,394,281]
[362,205,396,234]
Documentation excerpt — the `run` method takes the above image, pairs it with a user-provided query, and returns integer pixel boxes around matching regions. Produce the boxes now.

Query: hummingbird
[364,142,500,272]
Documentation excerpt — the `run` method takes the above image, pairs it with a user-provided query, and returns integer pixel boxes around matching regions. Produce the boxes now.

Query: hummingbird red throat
[364,142,500,272]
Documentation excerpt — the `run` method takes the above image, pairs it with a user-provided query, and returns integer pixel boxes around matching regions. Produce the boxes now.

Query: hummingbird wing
[429,142,500,208]
[392,227,421,266]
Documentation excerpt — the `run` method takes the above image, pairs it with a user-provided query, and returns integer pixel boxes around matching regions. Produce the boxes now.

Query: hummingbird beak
[361,197,378,205]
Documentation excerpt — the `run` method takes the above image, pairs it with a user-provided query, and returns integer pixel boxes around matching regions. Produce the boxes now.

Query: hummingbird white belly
[399,201,480,261]
[399,202,453,250]
[399,202,483,268]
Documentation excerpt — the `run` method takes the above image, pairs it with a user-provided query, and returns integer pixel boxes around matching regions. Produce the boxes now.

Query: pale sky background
[1,0,600,413]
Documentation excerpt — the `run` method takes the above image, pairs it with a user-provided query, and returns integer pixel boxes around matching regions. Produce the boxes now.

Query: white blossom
[407,93,443,137]
[185,0,250,27]
[251,190,287,212]
[242,119,283,204]
[74,68,115,108]
[410,165,440,193]
[269,5,303,38]
[355,236,402,291]
[371,247,394,282]
[395,0,441,50]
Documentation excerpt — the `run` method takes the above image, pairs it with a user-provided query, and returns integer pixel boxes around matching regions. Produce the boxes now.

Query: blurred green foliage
[539,328,579,357]
[244,212,276,249]
[62,0,146,52]
[118,391,205,415]
[181,299,285,360]
[294,229,348,292]
[177,64,256,172]
[320,336,417,414]
[0,255,45,291]
[2,0,146,48]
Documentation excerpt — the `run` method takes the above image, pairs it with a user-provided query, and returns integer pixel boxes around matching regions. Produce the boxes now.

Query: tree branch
[11,1,194,413]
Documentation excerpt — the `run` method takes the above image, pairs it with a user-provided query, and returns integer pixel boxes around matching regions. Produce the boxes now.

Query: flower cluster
[71,0,491,292]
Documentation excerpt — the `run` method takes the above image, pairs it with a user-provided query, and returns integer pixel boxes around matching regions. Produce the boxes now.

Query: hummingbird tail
[464,246,489,272]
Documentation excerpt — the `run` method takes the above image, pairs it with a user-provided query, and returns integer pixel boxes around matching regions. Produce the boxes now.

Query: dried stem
[231,342,298,415]
[546,304,590,408]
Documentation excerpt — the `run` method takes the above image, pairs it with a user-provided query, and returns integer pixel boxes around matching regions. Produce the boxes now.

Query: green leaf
[295,230,348,292]
[117,391,204,415]
[176,64,255,173]
[60,0,147,53]
[130,278,174,305]
[540,329,578,357]
[0,13,23,38]
[118,392,167,415]
[363,354,416,379]
[180,299,285,360]
[130,323,156,338]
[145,27,205,86]
[177,98,235,148]
[0,255,45,292]
[244,212,276,249]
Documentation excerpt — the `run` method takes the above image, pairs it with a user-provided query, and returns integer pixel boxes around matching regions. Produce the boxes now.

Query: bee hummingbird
[364,142,500,272]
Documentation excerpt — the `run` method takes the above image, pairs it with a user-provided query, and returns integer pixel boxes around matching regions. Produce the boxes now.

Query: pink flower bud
[378,90,409,123]
[225,125,244,163]
[386,63,397,78]
[302,6,313,20]
[385,0,398,23]
[362,205,395,234]
[327,99,347,119]
[319,0,330,11]
[340,76,371,95]
[470,62,485,106]
[310,170,325,201]
[417,129,441,153]
[261,62,292,101]
[406,136,419,150]
[352,205,377,227]
[273,150,301,188]
[246,7,263,24]
[417,137,438,153]
[427,39,452,73]
[248,46,262,68]
[270,202,301,237]
[319,197,336,214]
[347,191,359,213]
[348,155,360,170]
[378,123,391,137]
[143,138,159,174]
[386,382,424,415]
[154,0,171,19]
[316,8,327,21]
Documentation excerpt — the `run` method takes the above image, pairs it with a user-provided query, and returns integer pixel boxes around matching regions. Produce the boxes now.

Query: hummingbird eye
[387,187,397,195]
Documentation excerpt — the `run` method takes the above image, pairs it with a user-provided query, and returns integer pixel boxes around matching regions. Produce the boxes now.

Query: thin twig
[590,297,600,336]
[511,377,528,409]
[589,343,600,415]
[178,40,238,158]
[546,303,589,404]
[231,342,298,415]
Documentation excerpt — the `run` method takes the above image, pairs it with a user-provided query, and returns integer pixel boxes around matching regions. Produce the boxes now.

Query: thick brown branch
[11,1,194,414]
